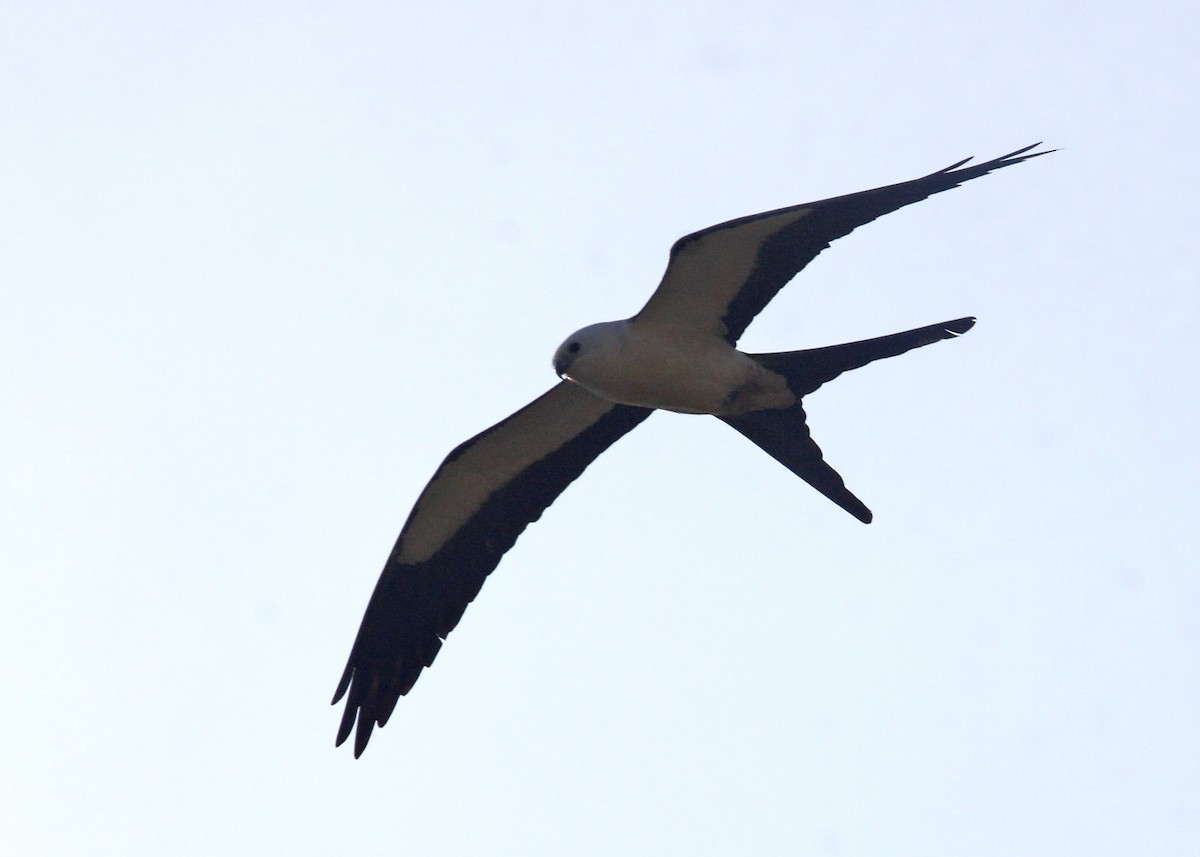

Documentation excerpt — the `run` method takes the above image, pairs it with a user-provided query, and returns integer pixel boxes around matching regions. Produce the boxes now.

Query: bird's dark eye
[567,342,581,354]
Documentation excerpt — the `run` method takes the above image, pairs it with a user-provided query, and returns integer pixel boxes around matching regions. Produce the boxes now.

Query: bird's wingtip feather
[331,665,352,706]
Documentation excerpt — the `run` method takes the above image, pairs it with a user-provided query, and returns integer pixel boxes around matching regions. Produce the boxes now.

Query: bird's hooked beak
[553,355,570,379]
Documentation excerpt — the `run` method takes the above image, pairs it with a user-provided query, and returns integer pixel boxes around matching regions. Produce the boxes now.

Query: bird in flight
[333,143,1052,756]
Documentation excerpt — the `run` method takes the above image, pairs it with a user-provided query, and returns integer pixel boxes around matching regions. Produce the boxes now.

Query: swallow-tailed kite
[333,143,1052,755]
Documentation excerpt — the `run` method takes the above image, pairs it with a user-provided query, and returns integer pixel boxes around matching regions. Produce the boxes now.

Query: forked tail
[721,317,975,523]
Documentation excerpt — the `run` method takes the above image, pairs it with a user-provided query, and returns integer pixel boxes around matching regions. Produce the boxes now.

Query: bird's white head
[552,320,628,381]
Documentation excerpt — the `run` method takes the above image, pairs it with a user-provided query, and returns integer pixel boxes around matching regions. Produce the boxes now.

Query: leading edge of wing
[635,143,1053,345]
[333,381,652,756]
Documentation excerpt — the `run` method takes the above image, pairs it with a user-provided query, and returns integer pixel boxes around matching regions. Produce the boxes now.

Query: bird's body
[553,319,794,416]
[332,144,1053,756]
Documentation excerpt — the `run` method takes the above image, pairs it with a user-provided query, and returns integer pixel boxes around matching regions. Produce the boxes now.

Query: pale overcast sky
[3,2,1197,855]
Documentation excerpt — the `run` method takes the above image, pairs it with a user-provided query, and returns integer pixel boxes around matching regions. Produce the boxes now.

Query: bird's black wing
[635,144,1052,344]
[333,381,651,756]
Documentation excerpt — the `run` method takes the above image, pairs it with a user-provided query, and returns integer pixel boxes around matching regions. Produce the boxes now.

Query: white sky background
[2,1,1197,854]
